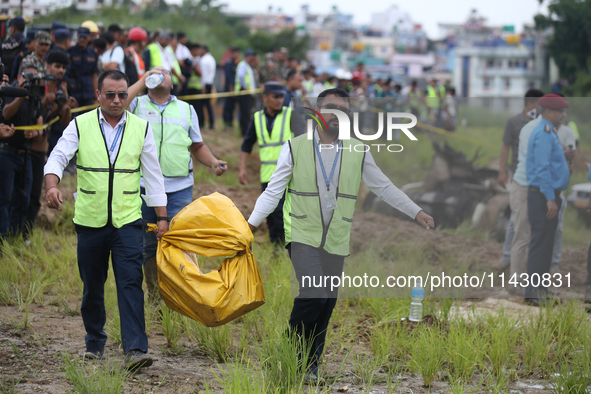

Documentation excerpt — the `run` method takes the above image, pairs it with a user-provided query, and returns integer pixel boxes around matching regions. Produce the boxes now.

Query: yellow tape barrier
[11,88,264,131]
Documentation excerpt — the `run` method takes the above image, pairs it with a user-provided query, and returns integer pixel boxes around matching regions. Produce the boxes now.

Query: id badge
[325,191,337,211]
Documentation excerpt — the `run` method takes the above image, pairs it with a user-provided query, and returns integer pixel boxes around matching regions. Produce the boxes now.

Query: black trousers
[188,88,204,130]
[287,242,345,372]
[223,95,236,126]
[24,150,46,236]
[75,219,147,354]
[525,190,561,300]
[201,84,215,129]
[236,94,253,137]
[261,182,285,244]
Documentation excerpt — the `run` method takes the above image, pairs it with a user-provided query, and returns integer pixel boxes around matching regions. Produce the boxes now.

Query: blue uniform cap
[244,49,255,56]
[77,27,90,38]
[54,28,71,40]
[24,29,37,43]
[264,81,285,95]
[9,17,25,27]
[51,22,66,30]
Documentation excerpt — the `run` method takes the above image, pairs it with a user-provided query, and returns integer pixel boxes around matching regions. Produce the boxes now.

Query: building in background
[0,0,48,17]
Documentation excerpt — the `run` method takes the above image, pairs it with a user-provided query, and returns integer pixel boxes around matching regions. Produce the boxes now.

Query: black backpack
[123,50,139,85]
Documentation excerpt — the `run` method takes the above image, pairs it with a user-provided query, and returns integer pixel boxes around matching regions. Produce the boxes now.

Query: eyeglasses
[320,103,351,116]
[160,69,171,75]
[103,91,129,100]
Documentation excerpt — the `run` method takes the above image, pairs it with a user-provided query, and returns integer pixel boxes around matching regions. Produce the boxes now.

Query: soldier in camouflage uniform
[22,31,51,79]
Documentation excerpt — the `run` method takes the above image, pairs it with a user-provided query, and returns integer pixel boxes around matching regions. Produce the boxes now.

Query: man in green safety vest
[247,88,434,381]
[235,49,258,136]
[424,79,445,126]
[44,70,168,371]
[127,66,228,297]
[143,29,185,93]
[239,81,293,244]
[406,80,421,117]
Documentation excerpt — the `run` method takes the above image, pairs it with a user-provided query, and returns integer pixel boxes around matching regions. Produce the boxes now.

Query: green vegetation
[34,0,309,60]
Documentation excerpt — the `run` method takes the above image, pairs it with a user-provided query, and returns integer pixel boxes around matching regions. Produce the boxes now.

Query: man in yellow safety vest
[239,81,292,244]
[44,70,168,371]
[247,88,434,381]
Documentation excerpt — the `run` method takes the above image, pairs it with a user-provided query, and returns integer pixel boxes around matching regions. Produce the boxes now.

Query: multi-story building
[0,0,48,17]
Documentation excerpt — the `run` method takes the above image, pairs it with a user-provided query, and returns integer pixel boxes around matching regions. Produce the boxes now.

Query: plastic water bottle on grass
[409,278,424,322]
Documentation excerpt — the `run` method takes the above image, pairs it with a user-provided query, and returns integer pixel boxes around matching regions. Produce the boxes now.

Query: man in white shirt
[199,45,216,129]
[175,32,193,95]
[247,88,434,381]
[99,32,125,73]
[126,67,228,297]
[44,70,166,370]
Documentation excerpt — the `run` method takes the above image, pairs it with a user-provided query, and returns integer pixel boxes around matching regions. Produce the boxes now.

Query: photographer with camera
[26,51,76,235]
[0,63,44,240]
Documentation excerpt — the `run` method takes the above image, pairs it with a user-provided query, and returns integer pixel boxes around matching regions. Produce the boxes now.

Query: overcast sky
[220,0,550,39]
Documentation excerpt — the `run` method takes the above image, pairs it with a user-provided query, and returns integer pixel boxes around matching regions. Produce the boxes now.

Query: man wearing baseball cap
[524,94,570,306]
[10,30,36,82]
[68,27,98,107]
[23,31,51,78]
[2,17,26,79]
[239,81,293,244]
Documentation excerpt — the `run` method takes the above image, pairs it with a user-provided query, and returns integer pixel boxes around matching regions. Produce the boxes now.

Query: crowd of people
[496,90,583,307]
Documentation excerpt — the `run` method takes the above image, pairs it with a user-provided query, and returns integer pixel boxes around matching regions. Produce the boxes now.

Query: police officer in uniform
[524,94,570,306]
[11,30,36,82]
[239,81,292,244]
[2,17,26,80]
[68,27,98,107]
[44,70,168,370]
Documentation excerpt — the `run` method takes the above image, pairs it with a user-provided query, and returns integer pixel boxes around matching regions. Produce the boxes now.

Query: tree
[535,0,591,93]
[248,29,309,60]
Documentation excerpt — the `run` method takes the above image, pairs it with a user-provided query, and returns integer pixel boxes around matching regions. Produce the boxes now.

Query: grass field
[1,106,591,393]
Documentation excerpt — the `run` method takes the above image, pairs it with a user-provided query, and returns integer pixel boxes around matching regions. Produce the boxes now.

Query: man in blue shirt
[524,94,570,306]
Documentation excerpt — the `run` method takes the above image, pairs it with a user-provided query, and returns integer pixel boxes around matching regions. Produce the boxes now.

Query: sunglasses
[103,91,129,100]
[160,69,172,75]
[321,103,351,116]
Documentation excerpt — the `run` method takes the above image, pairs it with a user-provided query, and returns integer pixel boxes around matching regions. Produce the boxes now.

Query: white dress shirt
[199,52,216,85]
[248,131,422,227]
[175,43,192,62]
[44,109,167,207]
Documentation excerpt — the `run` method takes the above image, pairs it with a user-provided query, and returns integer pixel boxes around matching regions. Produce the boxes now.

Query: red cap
[128,27,148,42]
[538,94,569,109]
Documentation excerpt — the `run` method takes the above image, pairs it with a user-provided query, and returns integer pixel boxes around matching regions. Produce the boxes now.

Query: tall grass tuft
[411,326,445,387]
[61,353,129,394]
[186,319,233,362]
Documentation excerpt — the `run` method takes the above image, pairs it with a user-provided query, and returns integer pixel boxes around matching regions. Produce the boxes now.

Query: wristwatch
[156,216,169,222]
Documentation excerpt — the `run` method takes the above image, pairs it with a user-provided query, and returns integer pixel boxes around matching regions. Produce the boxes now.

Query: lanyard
[101,123,124,155]
[314,136,341,192]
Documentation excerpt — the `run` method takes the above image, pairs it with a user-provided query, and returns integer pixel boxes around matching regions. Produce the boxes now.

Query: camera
[45,75,67,107]
[20,71,45,98]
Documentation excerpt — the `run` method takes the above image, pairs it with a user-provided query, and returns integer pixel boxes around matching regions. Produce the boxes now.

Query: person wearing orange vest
[125,27,147,79]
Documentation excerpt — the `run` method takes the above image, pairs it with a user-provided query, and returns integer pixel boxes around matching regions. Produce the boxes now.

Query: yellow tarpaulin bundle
[153,192,265,327]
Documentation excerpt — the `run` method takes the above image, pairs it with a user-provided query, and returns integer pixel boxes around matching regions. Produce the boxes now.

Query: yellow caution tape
[11,88,264,131]
[177,88,263,101]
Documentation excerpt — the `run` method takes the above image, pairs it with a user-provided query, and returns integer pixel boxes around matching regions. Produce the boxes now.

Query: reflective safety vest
[74,109,147,228]
[408,89,421,108]
[254,107,293,183]
[235,60,255,91]
[568,121,580,141]
[125,47,145,78]
[324,81,336,89]
[188,72,202,90]
[283,135,365,256]
[373,83,383,97]
[133,95,193,177]
[425,85,445,109]
[146,43,182,85]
